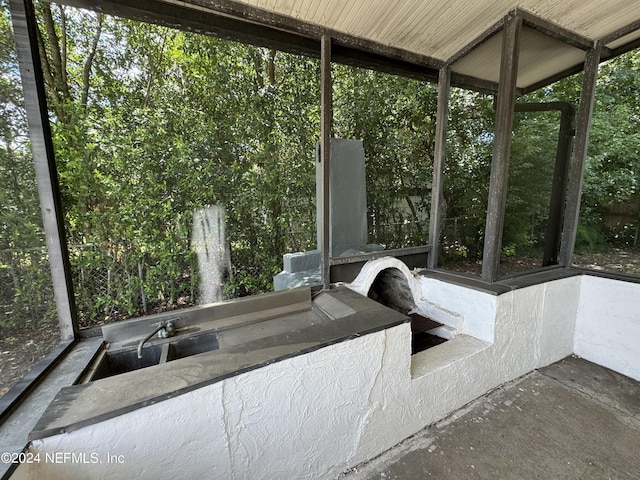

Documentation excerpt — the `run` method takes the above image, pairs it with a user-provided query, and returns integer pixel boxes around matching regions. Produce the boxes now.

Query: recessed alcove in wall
[364,266,447,354]
[367,268,414,314]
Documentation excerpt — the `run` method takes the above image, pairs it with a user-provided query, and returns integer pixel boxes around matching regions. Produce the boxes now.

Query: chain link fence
[68,243,199,328]
[437,214,549,274]
[0,247,56,328]
[5,218,639,330]
[439,216,485,262]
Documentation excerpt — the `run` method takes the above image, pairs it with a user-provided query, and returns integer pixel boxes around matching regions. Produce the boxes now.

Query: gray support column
[428,66,451,269]
[559,43,602,266]
[542,103,575,266]
[481,12,523,282]
[9,0,78,339]
[320,35,332,289]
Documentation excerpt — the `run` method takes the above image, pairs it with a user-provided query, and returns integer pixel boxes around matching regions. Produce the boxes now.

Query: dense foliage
[0,4,56,326]
[1,1,639,327]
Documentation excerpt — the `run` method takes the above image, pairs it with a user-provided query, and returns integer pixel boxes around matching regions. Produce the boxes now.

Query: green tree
[582,51,640,246]
[333,65,437,248]
[7,1,638,326]
[440,88,494,262]
[32,6,322,320]
[0,2,55,326]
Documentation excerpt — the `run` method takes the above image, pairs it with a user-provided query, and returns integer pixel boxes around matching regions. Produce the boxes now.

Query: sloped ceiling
[59,0,640,92]
[230,0,638,61]
[218,0,640,90]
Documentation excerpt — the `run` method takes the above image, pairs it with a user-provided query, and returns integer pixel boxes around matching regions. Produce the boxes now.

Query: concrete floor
[340,356,640,480]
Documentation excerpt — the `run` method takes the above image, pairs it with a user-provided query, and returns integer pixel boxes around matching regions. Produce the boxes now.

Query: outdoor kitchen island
[13,261,626,480]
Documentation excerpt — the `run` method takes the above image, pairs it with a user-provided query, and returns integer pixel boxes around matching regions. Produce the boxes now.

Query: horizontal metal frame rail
[329,245,432,266]
[517,8,609,54]
[47,0,640,94]
[0,340,75,425]
[49,0,450,88]
[329,248,430,284]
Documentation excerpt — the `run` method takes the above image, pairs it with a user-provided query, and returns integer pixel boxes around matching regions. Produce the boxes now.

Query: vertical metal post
[543,103,575,266]
[9,0,78,339]
[428,66,450,269]
[559,42,602,266]
[511,102,576,266]
[481,12,523,282]
[320,35,332,289]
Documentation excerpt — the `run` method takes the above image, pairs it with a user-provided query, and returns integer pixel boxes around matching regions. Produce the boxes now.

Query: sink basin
[90,344,164,380]
[84,331,219,382]
[164,331,219,361]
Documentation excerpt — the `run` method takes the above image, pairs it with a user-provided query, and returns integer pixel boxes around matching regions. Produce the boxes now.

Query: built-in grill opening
[366,267,447,354]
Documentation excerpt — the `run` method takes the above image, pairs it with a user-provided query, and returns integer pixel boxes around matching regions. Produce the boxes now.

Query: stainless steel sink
[82,331,219,382]
[81,287,312,383]
[163,331,219,361]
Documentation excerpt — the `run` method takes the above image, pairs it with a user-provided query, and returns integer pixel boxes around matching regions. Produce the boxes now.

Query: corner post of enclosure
[9,0,78,339]
[542,102,575,266]
[428,66,451,269]
[481,11,523,282]
[559,42,603,266]
[320,35,332,290]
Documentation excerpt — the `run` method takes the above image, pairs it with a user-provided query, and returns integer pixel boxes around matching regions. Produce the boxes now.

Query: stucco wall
[415,277,497,342]
[575,275,640,381]
[13,275,581,480]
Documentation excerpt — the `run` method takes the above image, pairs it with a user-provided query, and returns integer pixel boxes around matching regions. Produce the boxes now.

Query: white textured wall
[415,277,497,342]
[349,257,496,341]
[13,275,581,480]
[492,276,580,381]
[575,275,640,381]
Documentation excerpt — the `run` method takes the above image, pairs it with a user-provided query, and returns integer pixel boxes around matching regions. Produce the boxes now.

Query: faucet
[137,320,176,359]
